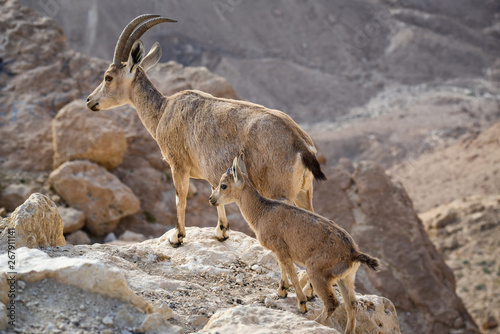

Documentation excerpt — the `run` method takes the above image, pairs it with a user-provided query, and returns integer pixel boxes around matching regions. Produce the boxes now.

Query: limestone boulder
[0,193,65,252]
[65,230,91,245]
[0,184,35,212]
[49,160,140,236]
[119,231,146,243]
[58,207,85,234]
[52,100,128,170]
[202,304,340,334]
[0,247,182,333]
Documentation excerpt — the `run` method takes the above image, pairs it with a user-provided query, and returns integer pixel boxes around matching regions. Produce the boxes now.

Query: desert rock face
[52,100,128,170]
[389,121,500,212]
[20,0,500,125]
[0,193,65,252]
[313,163,478,334]
[420,195,500,334]
[49,160,141,236]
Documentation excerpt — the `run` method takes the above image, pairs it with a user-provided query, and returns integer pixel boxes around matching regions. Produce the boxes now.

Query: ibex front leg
[169,168,189,247]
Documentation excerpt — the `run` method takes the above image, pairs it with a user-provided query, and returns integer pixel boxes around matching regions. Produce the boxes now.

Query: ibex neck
[129,68,165,139]
[236,181,269,231]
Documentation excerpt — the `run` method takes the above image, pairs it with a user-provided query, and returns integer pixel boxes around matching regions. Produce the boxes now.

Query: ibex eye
[105,75,113,82]
[220,184,227,190]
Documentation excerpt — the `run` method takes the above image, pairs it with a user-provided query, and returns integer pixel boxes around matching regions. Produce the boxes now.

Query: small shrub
[144,211,157,223]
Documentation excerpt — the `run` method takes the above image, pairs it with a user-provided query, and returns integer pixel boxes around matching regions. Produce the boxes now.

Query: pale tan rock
[49,160,141,236]
[0,193,65,252]
[52,100,127,170]
[119,231,146,243]
[202,304,340,334]
[58,207,85,234]
[0,208,5,218]
[152,302,174,320]
[0,247,151,312]
[65,230,91,245]
[0,184,35,212]
[188,315,209,329]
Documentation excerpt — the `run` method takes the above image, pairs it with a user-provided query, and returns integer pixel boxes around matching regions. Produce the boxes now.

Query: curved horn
[113,14,161,65]
[121,17,177,62]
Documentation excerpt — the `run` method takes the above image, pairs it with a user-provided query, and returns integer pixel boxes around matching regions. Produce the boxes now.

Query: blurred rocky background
[1,0,499,333]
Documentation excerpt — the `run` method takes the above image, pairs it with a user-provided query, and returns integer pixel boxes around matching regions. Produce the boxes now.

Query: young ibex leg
[169,169,189,247]
[303,279,315,300]
[277,261,290,298]
[214,203,229,241]
[310,274,339,324]
[277,255,307,313]
[337,272,358,334]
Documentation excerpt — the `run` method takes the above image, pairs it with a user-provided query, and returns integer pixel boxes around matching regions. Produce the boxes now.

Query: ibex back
[86,15,325,246]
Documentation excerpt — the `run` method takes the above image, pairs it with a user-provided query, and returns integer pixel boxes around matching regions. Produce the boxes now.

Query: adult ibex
[210,156,380,333]
[86,15,325,247]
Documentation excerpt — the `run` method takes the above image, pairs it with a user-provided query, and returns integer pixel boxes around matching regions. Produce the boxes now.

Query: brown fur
[210,157,380,333]
[87,39,325,246]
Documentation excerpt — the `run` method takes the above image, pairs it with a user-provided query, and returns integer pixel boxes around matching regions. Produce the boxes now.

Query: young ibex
[209,156,380,333]
[86,15,325,247]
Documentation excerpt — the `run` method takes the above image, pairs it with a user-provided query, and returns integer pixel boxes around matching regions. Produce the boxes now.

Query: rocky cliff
[18,0,500,123]
[17,0,500,169]
[421,195,500,333]
[389,121,500,212]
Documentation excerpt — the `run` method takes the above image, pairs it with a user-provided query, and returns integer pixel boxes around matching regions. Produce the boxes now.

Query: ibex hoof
[168,234,184,248]
[214,226,229,241]
[169,241,182,248]
[304,283,315,301]
[298,300,308,313]
[277,289,288,298]
[216,235,229,242]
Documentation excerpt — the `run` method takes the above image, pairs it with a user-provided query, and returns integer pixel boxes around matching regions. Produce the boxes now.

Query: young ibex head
[86,14,176,111]
[209,156,247,207]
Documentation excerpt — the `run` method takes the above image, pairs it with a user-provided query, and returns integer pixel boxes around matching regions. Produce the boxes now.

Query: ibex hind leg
[294,173,314,211]
[309,273,339,324]
[169,169,189,247]
[214,204,229,241]
[337,270,358,334]
[277,261,290,298]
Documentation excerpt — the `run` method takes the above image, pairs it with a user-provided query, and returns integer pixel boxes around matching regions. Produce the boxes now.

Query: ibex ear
[238,153,247,174]
[140,42,162,72]
[232,157,242,185]
[126,40,145,74]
